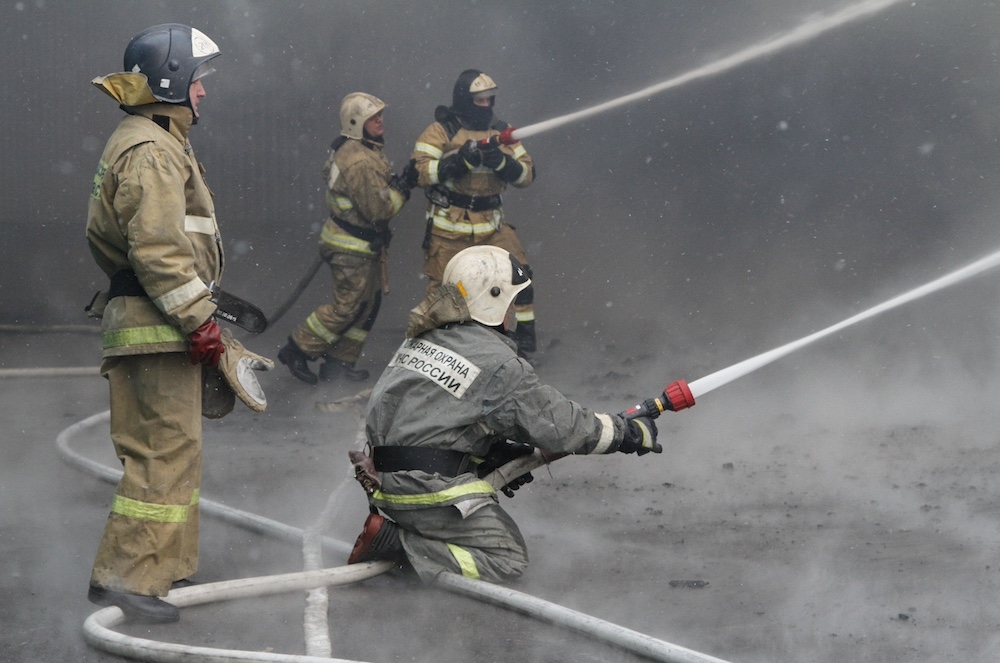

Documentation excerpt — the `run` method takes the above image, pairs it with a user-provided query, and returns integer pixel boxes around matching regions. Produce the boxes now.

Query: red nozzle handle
[480,126,518,148]
[664,380,695,412]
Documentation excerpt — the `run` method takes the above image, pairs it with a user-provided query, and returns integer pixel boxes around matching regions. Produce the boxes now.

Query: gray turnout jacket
[365,285,629,515]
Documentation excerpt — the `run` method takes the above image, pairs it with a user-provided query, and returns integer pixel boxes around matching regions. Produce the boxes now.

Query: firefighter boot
[348,513,404,564]
[319,358,370,382]
[278,337,318,385]
[88,585,180,624]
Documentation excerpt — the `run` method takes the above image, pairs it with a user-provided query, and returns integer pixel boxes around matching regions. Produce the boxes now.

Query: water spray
[484,0,908,148]
[681,247,1000,401]
[485,247,1000,489]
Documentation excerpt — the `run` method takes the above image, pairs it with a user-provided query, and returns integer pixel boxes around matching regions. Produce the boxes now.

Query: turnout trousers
[292,251,381,365]
[383,501,529,584]
[90,352,202,597]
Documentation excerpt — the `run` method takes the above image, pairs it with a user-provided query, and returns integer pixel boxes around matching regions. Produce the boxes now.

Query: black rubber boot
[319,358,370,382]
[278,337,318,385]
[88,585,180,624]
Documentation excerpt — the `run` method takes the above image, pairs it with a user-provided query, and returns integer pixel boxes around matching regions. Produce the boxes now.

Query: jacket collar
[130,103,195,144]
[406,284,471,337]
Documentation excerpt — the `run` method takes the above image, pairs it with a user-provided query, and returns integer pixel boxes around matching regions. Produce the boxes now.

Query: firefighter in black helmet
[85,24,263,624]
[409,69,539,358]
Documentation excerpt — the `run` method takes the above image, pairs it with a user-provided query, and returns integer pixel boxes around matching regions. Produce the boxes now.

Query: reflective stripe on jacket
[320,137,403,257]
[411,121,533,240]
[86,103,223,357]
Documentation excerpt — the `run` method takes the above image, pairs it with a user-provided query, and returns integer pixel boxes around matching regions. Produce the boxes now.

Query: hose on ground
[85,565,391,663]
[60,411,731,663]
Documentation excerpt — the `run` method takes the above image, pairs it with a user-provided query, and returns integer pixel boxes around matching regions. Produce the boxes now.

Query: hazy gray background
[4,3,1000,661]
[4,0,999,384]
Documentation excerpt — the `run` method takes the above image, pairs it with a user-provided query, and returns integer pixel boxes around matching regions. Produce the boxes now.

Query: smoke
[5,1,1000,661]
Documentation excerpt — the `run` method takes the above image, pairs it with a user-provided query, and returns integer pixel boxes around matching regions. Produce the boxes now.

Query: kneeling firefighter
[85,23,272,624]
[278,92,411,385]
[345,246,689,584]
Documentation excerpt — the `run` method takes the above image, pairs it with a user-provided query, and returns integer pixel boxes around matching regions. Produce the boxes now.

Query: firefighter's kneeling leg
[385,502,528,584]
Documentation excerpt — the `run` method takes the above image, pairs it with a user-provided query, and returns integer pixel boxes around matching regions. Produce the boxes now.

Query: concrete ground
[3,317,1000,662]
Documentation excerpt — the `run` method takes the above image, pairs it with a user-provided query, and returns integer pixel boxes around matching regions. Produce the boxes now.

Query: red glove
[188,320,225,367]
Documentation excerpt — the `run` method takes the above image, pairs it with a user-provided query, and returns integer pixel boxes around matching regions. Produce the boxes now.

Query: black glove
[480,143,506,170]
[401,159,419,189]
[459,140,483,167]
[388,173,411,201]
[618,417,661,455]
[495,156,524,183]
[438,141,480,182]
[476,439,535,497]
[499,471,534,497]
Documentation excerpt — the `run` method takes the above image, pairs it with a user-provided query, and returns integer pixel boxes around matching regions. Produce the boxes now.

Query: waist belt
[427,186,502,212]
[331,216,392,250]
[372,446,471,476]
[108,269,146,299]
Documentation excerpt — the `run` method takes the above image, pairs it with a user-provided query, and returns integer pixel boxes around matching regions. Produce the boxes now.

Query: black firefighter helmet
[124,23,220,105]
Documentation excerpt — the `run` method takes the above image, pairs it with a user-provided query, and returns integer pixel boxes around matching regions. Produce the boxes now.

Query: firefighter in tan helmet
[409,70,539,359]
[278,92,411,384]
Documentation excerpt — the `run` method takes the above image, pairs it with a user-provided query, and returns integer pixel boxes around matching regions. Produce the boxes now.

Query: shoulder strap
[434,105,462,140]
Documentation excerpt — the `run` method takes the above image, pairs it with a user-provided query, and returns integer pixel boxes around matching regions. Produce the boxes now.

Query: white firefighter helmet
[340,92,386,140]
[443,246,530,327]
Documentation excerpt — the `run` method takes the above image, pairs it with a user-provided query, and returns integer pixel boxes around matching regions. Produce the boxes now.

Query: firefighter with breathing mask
[344,246,668,583]
[278,93,410,384]
[409,70,539,359]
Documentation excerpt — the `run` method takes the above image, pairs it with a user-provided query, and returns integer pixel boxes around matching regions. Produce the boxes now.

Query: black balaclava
[450,69,494,131]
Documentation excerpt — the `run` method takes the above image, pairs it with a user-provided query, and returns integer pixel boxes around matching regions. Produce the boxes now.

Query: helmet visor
[472,90,496,106]
[191,61,216,83]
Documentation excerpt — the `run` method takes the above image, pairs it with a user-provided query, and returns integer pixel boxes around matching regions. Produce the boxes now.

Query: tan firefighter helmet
[340,92,386,140]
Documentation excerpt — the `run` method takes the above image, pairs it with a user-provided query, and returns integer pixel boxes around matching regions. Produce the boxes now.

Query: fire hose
[264,254,326,330]
[59,409,731,663]
[485,244,1000,488]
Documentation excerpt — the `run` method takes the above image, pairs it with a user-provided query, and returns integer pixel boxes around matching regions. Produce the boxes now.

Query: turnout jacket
[411,110,534,240]
[320,137,405,257]
[365,285,627,514]
[87,103,222,357]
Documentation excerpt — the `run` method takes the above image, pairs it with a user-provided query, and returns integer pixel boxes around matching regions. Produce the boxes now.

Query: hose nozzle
[664,380,695,412]
[620,379,694,420]
[480,126,519,148]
